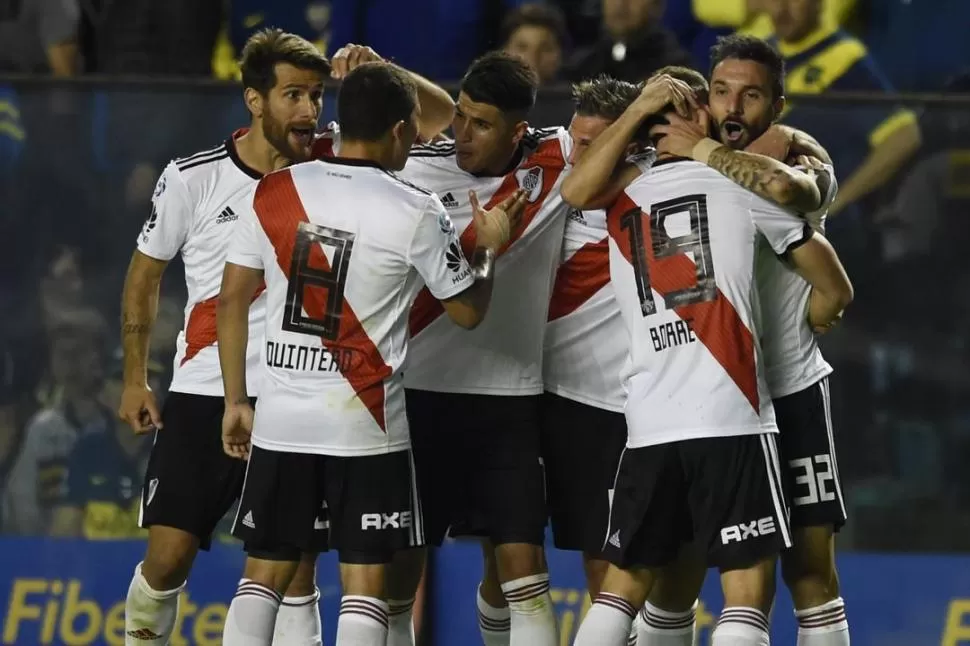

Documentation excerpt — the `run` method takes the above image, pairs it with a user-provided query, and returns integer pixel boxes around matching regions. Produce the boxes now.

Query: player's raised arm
[330,43,455,142]
[561,74,697,210]
[435,189,528,329]
[119,165,193,433]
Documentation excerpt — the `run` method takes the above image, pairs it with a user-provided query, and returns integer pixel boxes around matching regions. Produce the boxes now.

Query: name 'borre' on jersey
[226,157,474,457]
[401,127,571,396]
[607,160,812,448]
[136,133,266,398]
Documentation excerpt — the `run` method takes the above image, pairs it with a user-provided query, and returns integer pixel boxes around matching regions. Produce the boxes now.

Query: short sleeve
[748,193,811,255]
[225,186,264,270]
[136,162,194,261]
[408,196,474,300]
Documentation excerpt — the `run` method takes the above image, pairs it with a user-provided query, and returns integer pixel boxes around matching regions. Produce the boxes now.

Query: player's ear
[391,120,406,144]
[510,120,529,146]
[244,87,263,119]
[772,95,786,122]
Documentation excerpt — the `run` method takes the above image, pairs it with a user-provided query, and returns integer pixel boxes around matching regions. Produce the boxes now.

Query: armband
[469,246,496,282]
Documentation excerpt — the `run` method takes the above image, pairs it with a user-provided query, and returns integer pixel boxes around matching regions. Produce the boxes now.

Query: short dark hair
[501,3,571,51]
[337,62,418,142]
[239,28,331,95]
[709,34,785,99]
[651,65,710,103]
[460,51,539,117]
[572,75,640,121]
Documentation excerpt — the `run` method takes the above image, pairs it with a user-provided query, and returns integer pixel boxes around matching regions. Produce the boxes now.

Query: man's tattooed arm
[705,146,823,214]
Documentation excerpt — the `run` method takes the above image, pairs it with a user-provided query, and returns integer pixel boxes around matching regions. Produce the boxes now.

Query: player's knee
[493,542,546,583]
[385,547,427,600]
[719,557,777,614]
[648,550,706,612]
[284,552,319,597]
[581,554,610,599]
[340,562,386,598]
[142,526,200,589]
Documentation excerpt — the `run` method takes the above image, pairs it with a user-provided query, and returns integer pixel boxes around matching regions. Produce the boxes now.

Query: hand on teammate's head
[652,109,710,158]
[330,44,384,80]
[636,74,698,119]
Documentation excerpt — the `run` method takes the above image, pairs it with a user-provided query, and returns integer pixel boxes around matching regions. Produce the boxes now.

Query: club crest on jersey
[515,166,544,203]
[437,209,456,235]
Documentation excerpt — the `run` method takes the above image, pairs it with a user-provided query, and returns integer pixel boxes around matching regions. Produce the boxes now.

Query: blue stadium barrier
[3,537,970,644]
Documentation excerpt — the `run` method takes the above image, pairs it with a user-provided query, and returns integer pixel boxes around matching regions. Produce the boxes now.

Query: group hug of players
[116,25,853,646]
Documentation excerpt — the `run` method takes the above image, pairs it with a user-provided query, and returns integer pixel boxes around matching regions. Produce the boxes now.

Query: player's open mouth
[290,127,314,147]
[722,120,746,142]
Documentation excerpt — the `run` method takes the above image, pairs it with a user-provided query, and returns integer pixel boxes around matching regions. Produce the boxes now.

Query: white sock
[501,573,559,646]
[274,587,322,645]
[636,601,696,645]
[386,598,416,646]
[796,597,850,646]
[223,579,283,646]
[124,562,183,645]
[712,607,770,646]
[477,585,511,646]
[337,595,389,646]
[575,594,638,646]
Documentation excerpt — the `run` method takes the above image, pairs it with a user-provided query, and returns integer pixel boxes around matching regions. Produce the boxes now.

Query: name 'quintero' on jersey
[400,128,570,396]
[607,160,812,448]
[137,133,266,397]
[226,157,473,457]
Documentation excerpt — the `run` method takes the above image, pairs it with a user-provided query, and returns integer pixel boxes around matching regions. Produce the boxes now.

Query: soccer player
[215,61,525,646]
[636,37,852,646]
[542,75,652,600]
[385,52,572,646]
[571,87,853,646]
[117,29,455,645]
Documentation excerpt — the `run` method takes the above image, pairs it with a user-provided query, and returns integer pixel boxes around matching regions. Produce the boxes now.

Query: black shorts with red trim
[406,389,547,547]
[138,392,247,550]
[540,392,627,553]
[774,377,847,531]
[232,446,423,565]
[602,433,792,571]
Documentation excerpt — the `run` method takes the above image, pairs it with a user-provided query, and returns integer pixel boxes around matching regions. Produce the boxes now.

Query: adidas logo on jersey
[608,530,621,548]
[440,192,459,208]
[242,510,255,529]
[215,206,238,224]
[567,208,587,225]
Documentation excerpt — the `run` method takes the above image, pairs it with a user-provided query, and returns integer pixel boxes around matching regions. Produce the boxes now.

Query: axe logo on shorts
[360,511,413,531]
[720,516,776,545]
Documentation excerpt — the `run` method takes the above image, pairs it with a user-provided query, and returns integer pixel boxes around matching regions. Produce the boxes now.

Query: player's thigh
[601,444,691,572]
[774,377,847,532]
[683,433,791,572]
[465,394,546,546]
[232,446,329,562]
[405,388,463,547]
[326,449,423,566]
[140,392,246,550]
[540,393,626,553]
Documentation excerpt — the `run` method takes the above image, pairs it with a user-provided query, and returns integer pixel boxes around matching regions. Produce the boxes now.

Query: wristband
[691,138,725,165]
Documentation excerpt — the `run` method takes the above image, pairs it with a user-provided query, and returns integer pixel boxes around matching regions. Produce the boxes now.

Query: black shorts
[406,389,546,547]
[774,377,847,531]
[540,392,627,554]
[232,446,422,564]
[602,433,791,572]
[139,392,247,550]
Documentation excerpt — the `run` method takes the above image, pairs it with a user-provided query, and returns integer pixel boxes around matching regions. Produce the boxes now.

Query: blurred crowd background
[1,0,969,553]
